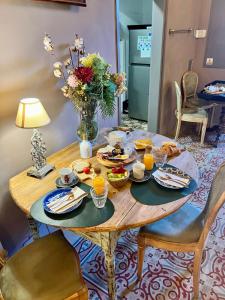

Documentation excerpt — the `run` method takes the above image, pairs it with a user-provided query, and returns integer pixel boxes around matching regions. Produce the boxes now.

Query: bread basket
[107,170,130,188]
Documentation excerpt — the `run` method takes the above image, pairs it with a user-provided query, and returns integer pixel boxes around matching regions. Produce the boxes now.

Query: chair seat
[140,203,205,243]
[176,109,208,123]
[0,231,87,300]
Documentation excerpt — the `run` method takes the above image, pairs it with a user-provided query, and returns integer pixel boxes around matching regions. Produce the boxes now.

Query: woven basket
[107,171,130,188]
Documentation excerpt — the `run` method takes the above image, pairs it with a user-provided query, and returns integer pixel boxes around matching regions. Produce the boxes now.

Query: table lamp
[16,98,54,178]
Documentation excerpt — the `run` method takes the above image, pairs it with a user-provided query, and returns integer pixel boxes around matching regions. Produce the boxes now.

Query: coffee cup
[59,168,75,185]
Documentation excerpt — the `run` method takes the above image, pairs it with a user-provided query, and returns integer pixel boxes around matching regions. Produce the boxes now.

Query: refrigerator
[128,25,152,121]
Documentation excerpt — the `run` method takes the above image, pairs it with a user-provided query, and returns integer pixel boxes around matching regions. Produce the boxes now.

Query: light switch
[194,29,207,38]
[206,58,214,65]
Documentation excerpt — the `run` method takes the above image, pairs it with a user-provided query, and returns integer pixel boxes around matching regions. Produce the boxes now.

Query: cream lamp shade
[16,98,50,128]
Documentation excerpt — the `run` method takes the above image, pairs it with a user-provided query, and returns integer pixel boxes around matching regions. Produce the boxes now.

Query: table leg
[101,232,119,300]
[27,215,40,240]
[214,105,225,147]
[76,231,121,300]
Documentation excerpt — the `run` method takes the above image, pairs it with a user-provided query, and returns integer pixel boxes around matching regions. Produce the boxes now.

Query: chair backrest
[0,243,6,268]
[182,71,198,102]
[199,162,225,244]
[174,81,182,114]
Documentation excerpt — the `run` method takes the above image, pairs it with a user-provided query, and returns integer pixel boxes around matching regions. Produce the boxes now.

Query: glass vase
[77,113,98,142]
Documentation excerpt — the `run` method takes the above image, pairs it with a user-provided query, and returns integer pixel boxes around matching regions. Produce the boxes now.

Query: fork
[159,175,188,187]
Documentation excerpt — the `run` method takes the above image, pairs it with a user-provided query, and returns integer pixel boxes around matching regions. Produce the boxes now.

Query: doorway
[116,0,166,133]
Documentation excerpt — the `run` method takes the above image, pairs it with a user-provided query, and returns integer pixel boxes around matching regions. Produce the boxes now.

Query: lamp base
[27,164,54,179]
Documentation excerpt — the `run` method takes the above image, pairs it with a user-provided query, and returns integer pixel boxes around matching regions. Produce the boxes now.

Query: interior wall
[159,0,225,136]
[194,0,225,89]
[119,0,152,101]
[0,0,117,253]
[203,0,225,69]
[120,0,152,39]
[148,0,165,133]
[158,0,202,136]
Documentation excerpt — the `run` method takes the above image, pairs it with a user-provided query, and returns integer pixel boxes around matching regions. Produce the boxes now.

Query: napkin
[152,170,190,188]
[47,186,87,213]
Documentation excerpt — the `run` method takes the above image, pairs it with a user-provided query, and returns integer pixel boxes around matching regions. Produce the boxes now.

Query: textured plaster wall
[159,0,202,136]
[194,0,225,89]
[159,0,225,136]
[0,0,117,253]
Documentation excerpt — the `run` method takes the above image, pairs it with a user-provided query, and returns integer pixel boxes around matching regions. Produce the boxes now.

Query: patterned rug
[22,135,225,300]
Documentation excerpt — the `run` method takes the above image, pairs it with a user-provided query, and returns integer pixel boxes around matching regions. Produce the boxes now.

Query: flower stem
[69,47,74,68]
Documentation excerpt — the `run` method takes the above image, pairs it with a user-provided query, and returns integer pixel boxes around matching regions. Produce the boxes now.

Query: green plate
[30,182,115,228]
[130,164,197,206]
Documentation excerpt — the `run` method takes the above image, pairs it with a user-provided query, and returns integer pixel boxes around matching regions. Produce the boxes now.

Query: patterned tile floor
[21,133,225,300]
[121,114,148,130]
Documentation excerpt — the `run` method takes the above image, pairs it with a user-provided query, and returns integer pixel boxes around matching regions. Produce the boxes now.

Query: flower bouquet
[43,34,126,141]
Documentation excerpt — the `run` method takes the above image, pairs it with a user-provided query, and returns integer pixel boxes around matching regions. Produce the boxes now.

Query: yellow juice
[144,153,154,170]
[93,176,105,195]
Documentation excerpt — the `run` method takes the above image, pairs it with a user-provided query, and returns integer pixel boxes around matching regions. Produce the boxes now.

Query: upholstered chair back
[182,71,198,100]
[200,162,225,243]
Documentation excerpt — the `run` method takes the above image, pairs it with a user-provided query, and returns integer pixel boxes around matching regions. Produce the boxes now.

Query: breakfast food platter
[97,143,136,167]
[70,159,94,181]
[97,153,136,167]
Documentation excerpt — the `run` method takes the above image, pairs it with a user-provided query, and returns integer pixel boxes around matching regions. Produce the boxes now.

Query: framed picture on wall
[38,0,86,6]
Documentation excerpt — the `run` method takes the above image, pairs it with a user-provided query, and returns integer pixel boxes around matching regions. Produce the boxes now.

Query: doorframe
[114,0,121,125]
[147,0,167,133]
[114,0,166,130]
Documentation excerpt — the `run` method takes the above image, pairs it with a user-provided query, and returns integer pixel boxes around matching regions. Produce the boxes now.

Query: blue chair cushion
[140,203,204,243]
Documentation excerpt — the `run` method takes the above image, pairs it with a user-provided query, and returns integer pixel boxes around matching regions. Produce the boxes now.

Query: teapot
[104,131,127,147]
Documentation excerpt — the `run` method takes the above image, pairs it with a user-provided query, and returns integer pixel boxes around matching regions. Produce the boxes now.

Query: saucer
[55,177,79,188]
[129,170,151,183]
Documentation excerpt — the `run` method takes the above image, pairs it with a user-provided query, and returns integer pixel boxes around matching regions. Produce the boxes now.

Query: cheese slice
[134,139,153,150]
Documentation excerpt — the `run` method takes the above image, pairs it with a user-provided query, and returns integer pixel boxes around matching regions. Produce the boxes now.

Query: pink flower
[67,74,79,88]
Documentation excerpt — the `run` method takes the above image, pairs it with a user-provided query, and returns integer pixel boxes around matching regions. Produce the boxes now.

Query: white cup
[133,162,145,179]
[59,168,75,185]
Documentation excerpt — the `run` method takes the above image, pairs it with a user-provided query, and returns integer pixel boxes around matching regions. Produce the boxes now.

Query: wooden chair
[137,162,225,300]
[174,81,208,144]
[0,231,88,300]
[182,71,217,115]
[182,70,199,108]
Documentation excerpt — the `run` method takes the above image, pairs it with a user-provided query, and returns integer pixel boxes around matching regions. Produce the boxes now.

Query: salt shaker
[80,139,92,159]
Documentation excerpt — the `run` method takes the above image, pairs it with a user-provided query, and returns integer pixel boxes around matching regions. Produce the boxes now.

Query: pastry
[161,142,181,157]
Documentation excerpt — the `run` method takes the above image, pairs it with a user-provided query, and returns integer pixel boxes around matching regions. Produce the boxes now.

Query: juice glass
[90,185,108,208]
[152,148,167,168]
[144,153,154,170]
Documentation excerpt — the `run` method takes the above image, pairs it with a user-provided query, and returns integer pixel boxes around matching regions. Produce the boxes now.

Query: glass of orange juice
[144,145,154,171]
[91,167,108,208]
[90,185,108,208]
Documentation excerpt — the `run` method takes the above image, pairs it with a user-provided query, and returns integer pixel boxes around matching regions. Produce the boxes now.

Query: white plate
[154,176,184,189]
[153,167,191,189]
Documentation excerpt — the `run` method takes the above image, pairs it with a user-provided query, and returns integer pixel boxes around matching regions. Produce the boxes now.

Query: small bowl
[107,170,130,188]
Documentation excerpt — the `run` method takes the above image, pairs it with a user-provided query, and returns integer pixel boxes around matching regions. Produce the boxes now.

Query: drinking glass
[152,148,167,168]
[124,143,134,156]
[90,186,108,208]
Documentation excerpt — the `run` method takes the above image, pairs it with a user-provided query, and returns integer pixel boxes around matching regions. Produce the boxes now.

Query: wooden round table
[9,132,199,300]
